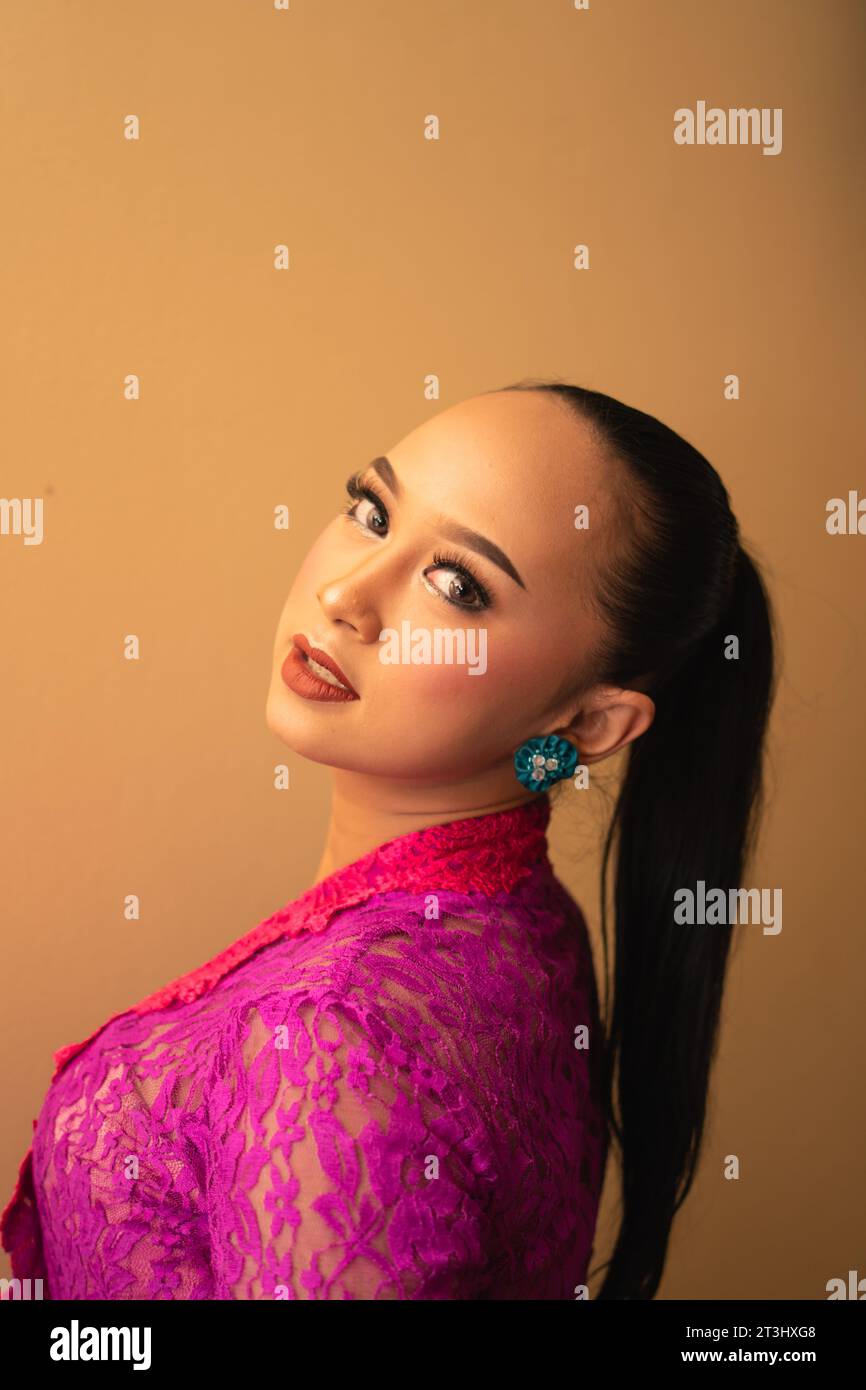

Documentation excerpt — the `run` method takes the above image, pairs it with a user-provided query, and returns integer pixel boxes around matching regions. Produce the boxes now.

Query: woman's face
[266,389,626,788]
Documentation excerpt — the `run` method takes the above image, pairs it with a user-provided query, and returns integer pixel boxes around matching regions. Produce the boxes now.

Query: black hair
[496,378,778,1299]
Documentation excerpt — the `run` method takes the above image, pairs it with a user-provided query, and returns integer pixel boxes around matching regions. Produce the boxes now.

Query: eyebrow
[368,455,527,591]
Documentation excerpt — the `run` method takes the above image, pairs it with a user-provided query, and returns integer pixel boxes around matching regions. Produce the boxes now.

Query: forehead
[386,389,618,600]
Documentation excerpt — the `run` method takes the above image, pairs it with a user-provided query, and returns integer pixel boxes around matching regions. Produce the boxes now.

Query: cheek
[370,623,552,732]
[379,655,490,700]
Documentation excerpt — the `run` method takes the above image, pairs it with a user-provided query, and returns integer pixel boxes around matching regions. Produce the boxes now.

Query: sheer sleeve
[205,941,492,1300]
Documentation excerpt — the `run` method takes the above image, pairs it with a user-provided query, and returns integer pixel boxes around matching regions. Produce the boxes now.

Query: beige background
[1,0,864,1298]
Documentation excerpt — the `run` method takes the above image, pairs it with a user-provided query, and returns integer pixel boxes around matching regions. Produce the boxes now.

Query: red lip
[280,633,360,703]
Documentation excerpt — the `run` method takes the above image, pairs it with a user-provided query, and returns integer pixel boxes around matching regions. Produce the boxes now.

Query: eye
[423,551,491,612]
[342,474,389,535]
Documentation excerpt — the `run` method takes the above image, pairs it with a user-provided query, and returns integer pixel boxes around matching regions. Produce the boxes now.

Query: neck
[311,767,539,884]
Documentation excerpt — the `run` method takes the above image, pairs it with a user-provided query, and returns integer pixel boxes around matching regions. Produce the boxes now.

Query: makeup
[280,634,360,702]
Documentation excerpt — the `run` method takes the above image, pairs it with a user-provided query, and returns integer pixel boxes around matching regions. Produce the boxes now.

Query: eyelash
[341,473,492,612]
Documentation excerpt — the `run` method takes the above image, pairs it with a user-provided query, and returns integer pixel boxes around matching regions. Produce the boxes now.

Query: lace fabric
[1,798,608,1299]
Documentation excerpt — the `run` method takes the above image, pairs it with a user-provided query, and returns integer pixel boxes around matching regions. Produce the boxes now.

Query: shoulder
[237,892,545,1046]
[222,894,493,1007]
[213,897,491,1062]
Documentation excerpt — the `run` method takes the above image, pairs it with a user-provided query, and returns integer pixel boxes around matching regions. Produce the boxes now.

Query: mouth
[280,633,360,703]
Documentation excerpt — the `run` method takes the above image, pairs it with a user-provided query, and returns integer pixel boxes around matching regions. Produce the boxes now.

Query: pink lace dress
[1,797,608,1299]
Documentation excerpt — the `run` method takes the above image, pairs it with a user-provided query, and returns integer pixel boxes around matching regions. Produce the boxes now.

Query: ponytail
[594,545,776,1298]
[493,379,778,1298]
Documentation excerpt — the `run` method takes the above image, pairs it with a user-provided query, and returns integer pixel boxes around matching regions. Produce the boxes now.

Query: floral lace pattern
[1,798,608,1299]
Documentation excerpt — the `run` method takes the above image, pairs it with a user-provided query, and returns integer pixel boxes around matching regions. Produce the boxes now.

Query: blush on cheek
[379,645,518,701]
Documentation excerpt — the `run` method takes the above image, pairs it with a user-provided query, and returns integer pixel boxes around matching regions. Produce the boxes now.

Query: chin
[265,680,364,767]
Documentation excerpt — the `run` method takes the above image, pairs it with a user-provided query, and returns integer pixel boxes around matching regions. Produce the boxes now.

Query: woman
[1,380,776,1300]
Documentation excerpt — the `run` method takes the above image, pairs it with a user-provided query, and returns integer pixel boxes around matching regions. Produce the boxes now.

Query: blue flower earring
[514,734,579,792]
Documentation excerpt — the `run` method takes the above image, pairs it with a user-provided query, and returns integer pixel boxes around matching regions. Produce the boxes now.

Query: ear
[551,687,655,764]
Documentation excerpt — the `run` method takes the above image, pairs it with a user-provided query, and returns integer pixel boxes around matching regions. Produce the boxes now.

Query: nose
[316,559,390,645]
